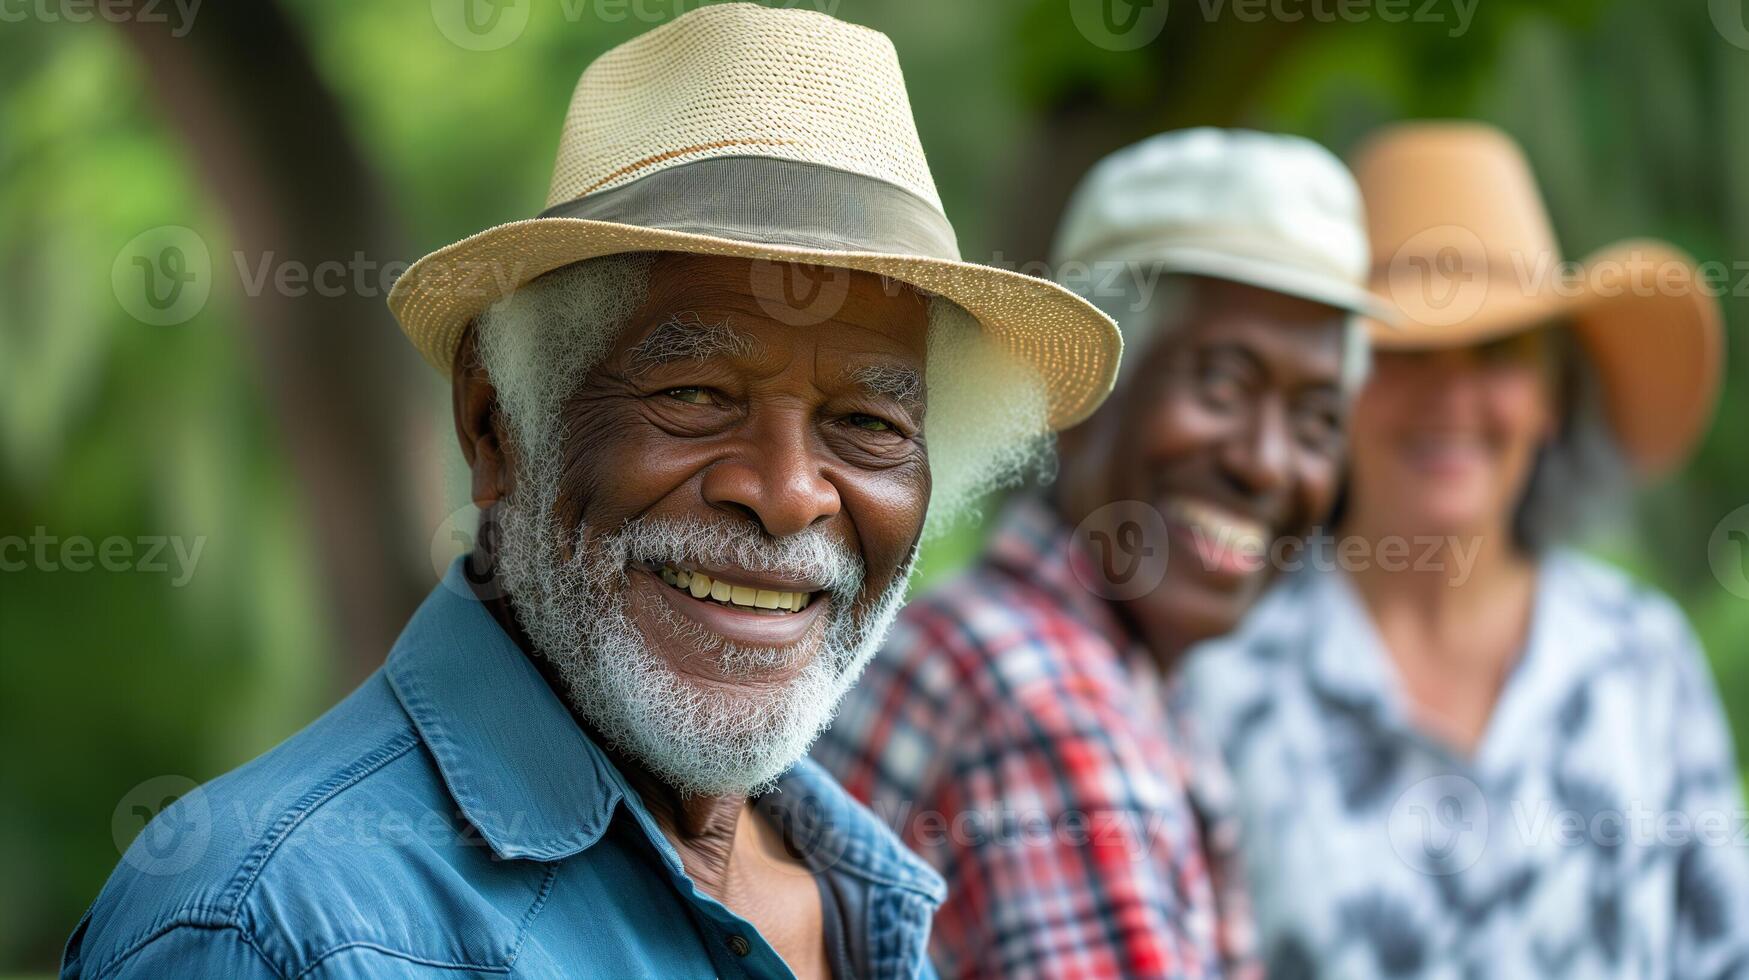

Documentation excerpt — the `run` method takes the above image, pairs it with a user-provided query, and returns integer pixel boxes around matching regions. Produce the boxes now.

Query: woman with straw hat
[1182,122,1749,977]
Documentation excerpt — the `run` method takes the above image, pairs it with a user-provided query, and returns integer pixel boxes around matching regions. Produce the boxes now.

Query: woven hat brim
[1361,239,1724,477]
[388,218,1122,431]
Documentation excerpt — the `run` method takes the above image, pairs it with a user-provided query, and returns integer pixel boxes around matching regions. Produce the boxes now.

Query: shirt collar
[384,558,631,862]
[386,559,945,901]
[764,758,947,902]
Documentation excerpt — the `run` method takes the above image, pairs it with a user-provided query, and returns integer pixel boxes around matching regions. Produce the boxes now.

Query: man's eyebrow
[1202,340,1342,395]
[844,362,924,407]
[625,314,759,373]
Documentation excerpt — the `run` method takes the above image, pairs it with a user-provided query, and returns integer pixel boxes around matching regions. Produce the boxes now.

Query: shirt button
[726,934,751,957]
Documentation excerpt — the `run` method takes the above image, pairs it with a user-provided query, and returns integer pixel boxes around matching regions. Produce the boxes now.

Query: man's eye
[849,413,893,432]
[1294,409,1343,449]
[1198,369,1247,407]
[663,387,712,405]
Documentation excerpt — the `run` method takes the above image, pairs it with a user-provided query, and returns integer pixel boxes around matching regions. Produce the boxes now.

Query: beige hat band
[537,155,961,263]
[389,4,1121,433]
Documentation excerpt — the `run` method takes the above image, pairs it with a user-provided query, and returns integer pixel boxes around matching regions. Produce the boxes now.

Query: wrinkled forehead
[604,253,933,396]
[1165,277,1349,376]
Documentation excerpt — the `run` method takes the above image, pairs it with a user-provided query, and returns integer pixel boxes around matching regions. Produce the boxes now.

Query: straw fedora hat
[387,3,1120,429]
[1352,121,1725,476]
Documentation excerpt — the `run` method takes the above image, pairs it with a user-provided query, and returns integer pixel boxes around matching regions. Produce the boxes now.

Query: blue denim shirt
[64,559,945,979]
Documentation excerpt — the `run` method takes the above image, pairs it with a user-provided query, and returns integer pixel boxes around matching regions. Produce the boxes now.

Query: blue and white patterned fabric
[1178,549,1749,979]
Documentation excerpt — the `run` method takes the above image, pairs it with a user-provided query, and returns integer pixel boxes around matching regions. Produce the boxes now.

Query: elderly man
[816,129,1382,978]
[63,7,1117,979]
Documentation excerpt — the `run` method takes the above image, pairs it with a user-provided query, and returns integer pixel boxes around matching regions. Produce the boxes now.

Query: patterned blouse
[1179,550,1749,979]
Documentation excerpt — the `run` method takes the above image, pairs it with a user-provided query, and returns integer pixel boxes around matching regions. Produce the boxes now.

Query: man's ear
[452,325,515,508]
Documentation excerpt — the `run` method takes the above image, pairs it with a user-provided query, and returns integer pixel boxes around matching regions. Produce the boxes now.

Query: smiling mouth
[1162,497,1270,551]
[652,563,815,615]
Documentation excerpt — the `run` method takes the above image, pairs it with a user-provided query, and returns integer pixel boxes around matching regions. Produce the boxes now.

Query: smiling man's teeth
[658,565,811,612]
[1164,498,1269,548]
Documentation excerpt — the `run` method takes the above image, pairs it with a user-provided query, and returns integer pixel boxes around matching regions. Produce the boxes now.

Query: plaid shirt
[815,495,1258,979]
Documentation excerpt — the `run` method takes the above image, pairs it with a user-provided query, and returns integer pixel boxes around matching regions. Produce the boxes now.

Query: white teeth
[656,564,813,613]
[1167,498,1268,547]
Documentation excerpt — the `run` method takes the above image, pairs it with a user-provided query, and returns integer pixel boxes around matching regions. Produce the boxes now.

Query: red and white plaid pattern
[816,495,1258,979]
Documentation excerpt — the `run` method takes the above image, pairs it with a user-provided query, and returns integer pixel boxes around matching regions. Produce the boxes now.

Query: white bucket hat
[388,2,1121,430]
[1051,128,1392,324]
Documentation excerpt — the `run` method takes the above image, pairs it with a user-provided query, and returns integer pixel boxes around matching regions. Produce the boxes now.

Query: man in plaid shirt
[815,129,1386,978]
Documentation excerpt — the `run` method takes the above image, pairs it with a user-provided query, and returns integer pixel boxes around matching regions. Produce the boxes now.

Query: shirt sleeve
[97,923,495,979]
[1659,606,1749,980]
[916,653,1224,980]
[98,925,284,979]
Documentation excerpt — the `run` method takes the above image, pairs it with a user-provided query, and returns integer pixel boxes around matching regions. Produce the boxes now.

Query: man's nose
[700,415,841,538]
[1220,397,1293,497]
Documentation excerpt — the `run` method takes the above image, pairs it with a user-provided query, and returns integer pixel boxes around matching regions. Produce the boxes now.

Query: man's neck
[620,768,750,896]
[466,554,754,898]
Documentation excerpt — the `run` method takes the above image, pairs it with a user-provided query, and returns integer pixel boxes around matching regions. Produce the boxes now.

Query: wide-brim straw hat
[1352,121,1725,476]
[387,3,1120,430]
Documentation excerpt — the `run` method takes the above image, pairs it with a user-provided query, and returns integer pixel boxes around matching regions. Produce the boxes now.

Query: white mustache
[597,516,865,605]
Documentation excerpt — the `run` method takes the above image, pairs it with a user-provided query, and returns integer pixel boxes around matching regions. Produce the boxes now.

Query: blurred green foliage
[2,0,1745,971]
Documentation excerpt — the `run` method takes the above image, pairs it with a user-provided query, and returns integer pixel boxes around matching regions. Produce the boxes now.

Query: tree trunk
[113,2,434,685]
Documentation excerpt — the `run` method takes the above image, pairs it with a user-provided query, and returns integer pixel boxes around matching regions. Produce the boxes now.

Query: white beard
[495,480,914,798]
